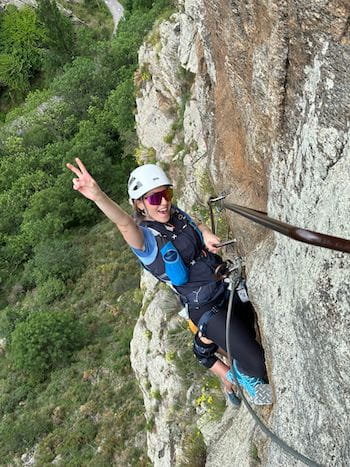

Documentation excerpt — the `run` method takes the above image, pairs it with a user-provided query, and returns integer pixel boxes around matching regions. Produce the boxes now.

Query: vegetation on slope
[0,0,175,463]
[0,222,148,464]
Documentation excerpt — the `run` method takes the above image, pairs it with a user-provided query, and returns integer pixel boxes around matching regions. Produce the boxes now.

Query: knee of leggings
[192,332,218,369]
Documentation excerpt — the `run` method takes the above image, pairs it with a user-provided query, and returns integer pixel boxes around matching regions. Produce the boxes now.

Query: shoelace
[227,368,266,396]
[235,371,265,396]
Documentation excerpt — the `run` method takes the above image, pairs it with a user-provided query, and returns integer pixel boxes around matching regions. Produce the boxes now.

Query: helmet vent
[133,182,142,191]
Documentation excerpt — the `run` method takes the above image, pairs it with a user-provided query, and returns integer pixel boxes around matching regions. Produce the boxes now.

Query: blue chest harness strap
[142,208,205,287]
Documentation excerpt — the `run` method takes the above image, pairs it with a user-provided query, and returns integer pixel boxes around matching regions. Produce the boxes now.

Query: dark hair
[131,200,146,224]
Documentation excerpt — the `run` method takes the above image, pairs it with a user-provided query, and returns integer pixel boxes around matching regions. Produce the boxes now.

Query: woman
[67,158,272,405]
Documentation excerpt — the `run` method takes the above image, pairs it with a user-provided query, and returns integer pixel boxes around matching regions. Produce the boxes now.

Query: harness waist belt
[188,290,227,314]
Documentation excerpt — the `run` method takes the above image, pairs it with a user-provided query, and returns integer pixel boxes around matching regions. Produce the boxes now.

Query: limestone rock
[0,0,35,7]
[0,338,7,355]
[130,279,186,466]
[132,0,350,466]
[0,0,84,24]
[135,16,184,161]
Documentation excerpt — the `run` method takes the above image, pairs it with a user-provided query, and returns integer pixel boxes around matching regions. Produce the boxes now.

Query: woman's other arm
[196,222,221,254]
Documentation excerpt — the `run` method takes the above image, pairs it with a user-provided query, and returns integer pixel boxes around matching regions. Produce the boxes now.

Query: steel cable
[208,195,343,464]
[225,281,323,467]
[222,202,350,254]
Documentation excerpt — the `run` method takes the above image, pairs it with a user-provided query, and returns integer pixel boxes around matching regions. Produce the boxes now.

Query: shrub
[179,428,206,467]
[24,238,85,287]
[36,277,67,304]
[0,305,32,339]
[0,410,53,456]
[10,310,87,379]
[0,5,46,96]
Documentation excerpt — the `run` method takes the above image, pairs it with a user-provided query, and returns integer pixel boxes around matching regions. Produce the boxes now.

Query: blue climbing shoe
[226,360,273,406]
[225,389,241,407]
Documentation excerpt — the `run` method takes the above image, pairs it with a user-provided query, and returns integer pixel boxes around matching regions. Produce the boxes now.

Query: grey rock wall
[130,274,185,466]
[0,0,35,7]
[250,11,350,465]
[131,0,350,466]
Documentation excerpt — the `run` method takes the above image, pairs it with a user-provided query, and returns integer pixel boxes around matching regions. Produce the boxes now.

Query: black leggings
[190,293,267,378]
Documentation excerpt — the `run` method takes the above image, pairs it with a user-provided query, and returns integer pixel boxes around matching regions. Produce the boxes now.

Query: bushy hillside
[0,0,174,463]
[0,222,149,464]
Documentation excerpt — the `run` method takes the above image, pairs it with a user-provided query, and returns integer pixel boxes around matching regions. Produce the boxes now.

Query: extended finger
[66,162,82,177]
[75,157,88,175]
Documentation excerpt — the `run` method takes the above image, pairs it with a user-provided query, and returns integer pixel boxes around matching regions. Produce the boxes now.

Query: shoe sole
[251,384,273,405]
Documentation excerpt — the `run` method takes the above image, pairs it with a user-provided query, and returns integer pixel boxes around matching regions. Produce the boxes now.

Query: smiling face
[136,185,172,223]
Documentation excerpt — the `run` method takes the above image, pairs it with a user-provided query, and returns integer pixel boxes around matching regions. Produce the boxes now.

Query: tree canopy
[0,0,175,463]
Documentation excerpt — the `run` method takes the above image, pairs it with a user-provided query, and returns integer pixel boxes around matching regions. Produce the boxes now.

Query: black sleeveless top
[140,206,226,308]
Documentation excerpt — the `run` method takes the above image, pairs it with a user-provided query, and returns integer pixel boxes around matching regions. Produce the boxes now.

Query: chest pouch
[160,241,189,286]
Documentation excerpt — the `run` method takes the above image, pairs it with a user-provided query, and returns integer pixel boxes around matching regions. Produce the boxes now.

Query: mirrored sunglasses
[144,187,173,205]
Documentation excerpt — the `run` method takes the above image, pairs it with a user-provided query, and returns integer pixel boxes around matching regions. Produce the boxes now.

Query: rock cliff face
[131,0,350,465]
[0,0,35,7]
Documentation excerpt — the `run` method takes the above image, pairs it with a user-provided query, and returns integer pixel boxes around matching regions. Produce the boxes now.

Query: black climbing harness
[196,257,247,336]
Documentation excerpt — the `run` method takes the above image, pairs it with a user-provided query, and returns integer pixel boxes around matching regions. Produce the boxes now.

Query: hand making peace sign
[66,158,102,202]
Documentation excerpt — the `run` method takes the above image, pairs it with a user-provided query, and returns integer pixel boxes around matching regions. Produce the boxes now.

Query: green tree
[107,76,135,135]
[0,5,45,95]
[51,56,117,116]
[105,75,138,156]
[36,0,75,67]
[24,237,85,286]
[10,310,87,379]
[0,54,28,95]
[132,0,154,10]
[0,0,172,280]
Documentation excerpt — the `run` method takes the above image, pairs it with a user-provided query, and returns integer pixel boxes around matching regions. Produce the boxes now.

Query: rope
[225,279,323,467]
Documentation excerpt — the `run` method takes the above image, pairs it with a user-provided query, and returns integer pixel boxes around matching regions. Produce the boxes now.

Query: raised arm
[66,158,144,250]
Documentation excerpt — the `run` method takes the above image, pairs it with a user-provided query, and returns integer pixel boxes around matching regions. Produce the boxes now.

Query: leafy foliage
[0,224,148,464]
[0,305,32,340]
[24,238,85,286]
[10,310,87,379]
[36,0,75,67]
[0,0,175,464]
[0,6,45,95]
[0,0,173,275]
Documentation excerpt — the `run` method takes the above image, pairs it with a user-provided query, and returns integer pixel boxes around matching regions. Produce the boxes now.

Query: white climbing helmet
[127,164,172,200]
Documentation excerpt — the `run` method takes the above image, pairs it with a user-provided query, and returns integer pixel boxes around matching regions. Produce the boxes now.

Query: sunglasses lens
[146,188,173,205]
[148,192,162,205]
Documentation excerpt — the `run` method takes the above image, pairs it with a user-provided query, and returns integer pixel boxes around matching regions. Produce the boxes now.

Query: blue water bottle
[160,241,189,286]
